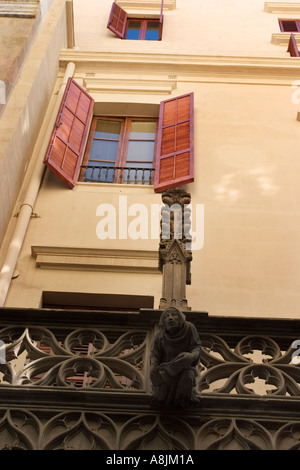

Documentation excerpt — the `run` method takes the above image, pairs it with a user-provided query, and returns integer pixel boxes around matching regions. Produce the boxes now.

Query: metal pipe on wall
[0,61,76,307]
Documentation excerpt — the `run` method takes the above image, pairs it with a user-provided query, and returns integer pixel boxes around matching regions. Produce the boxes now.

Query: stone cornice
[272,31,300,46]
[31,245,160,273]
[265,2,300,14]
[60,50,300,84]
[0,1,39,17]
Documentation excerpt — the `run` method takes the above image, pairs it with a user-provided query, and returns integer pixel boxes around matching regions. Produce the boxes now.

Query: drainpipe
[0,62,76,307]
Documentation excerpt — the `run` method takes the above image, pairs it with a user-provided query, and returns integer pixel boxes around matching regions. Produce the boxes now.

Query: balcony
[79,165,155,185]
[0,306,300,450]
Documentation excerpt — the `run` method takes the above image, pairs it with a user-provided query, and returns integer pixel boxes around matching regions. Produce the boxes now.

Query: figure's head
[159,307,186,333]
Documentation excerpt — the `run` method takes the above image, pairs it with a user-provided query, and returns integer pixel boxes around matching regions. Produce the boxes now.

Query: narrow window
[279,19,300,32]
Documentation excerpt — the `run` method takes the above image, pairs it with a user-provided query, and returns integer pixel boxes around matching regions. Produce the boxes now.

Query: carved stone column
[159,188,192,310]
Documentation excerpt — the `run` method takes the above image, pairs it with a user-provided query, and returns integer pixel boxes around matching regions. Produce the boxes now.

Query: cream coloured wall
[3,0,300,320]
[0,0,71,256]
[72,0,292,57]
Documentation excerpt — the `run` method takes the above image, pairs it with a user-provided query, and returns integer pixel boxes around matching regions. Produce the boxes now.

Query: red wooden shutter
[288,33,300,57]
[44,78,94,188]
[107,2,128,39]
[154,93,194,193]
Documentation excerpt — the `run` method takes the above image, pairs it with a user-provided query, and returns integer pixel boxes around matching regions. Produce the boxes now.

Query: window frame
[80,116,158,185]
[279,19,300,32]
[125,18,163,41]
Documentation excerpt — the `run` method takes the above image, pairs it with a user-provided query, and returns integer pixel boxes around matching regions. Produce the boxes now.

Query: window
[79,117,157,185]
[44,78,194,193]
[107,1,163,40]
[126,19,161,40]
[279,19,300,32]
[42,291,154,311]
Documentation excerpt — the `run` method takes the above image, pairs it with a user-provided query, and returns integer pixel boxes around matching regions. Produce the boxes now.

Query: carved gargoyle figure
[150,307,201,408]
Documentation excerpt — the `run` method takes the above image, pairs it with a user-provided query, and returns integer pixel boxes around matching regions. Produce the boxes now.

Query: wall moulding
[31,246,160,273]
[264,2,300,14]
[272,32,300,47]
[59,51,300,85]
[83,77,176,95]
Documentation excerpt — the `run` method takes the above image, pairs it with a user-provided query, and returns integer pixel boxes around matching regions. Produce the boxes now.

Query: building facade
[1,0,300,451]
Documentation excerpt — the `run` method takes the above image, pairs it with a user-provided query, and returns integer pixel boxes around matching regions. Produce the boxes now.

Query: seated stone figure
[150,307,201,408]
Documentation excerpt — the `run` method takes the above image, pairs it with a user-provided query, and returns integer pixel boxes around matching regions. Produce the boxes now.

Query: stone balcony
[0,306,299,450]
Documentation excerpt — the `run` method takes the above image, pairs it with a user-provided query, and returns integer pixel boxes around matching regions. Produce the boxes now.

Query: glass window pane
[130,121,156,140]
[90,140,119,162]
[127,141,155,163]
[126,21,141,40]
[145,22,160,40]
[94,120,121,140]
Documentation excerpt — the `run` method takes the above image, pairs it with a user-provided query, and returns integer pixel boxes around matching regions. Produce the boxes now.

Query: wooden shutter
[44,78,94,188]
[288,33,300,57]
[107,2,128,39]
[154,93,194,193]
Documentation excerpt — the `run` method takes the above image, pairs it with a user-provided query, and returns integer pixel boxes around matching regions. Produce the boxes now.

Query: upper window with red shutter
[279,19,300,32]
[43,78,94,188]
[107,1,163,40]
[154,93,194,193]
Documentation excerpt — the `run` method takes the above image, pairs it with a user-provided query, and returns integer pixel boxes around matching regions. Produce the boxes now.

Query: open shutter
[154,93,194,193]
[288,33,300,57]
[107,2,128,39]
[44,78,94,188]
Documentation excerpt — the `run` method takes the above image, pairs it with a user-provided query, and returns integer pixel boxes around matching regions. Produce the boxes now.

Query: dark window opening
[279,19,300,32]
[42,291,154,312]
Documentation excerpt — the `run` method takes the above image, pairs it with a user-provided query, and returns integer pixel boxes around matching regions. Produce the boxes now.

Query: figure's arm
[176,349,200,366]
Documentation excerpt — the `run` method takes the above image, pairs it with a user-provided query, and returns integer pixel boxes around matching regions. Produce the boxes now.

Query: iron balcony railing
[80,165,155,185]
